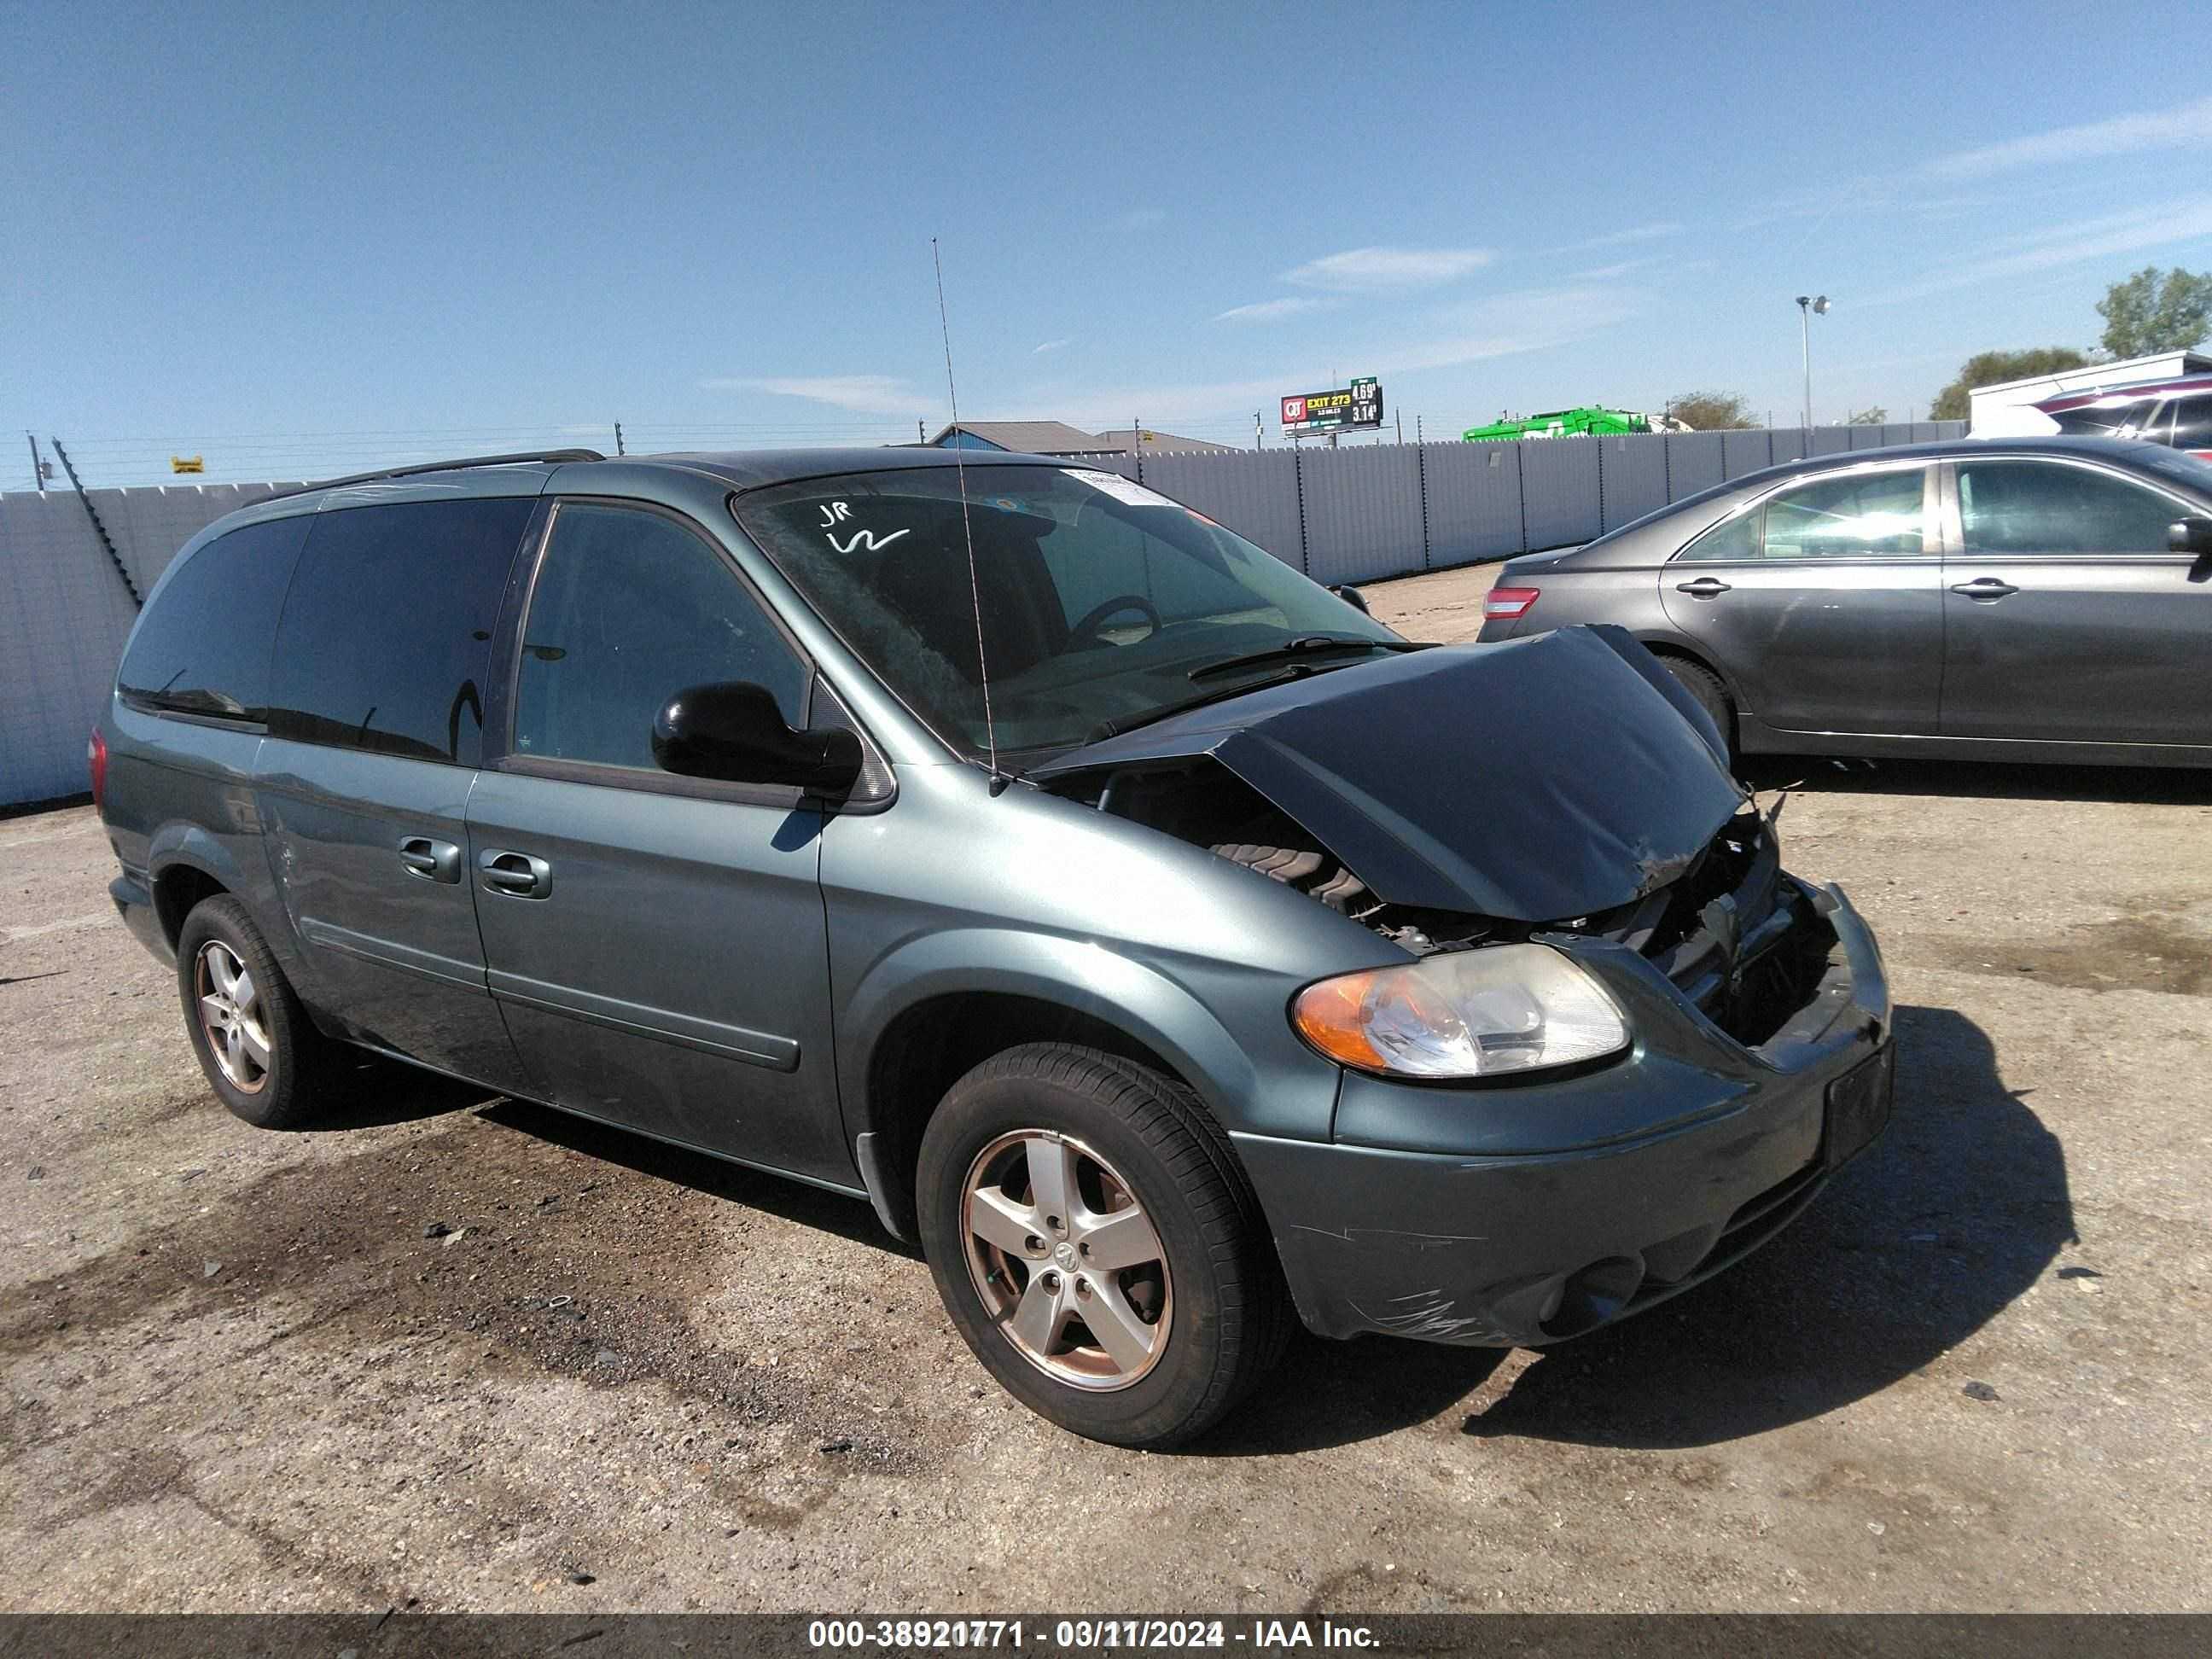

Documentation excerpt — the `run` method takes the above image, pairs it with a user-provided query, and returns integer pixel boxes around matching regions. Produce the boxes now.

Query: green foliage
[1928,347,2089,422]
[2096,266,2212,358]
[1846,406,1889,426]
[1667,391,1758,431]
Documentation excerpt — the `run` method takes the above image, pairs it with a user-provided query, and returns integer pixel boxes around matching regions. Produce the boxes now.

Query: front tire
[176,894,343,1129]
[916,1044,1291,1447]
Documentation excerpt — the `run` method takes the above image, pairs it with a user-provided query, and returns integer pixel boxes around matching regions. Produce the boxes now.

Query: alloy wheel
[195,940,271,1093]
[960,1129,1173,1390]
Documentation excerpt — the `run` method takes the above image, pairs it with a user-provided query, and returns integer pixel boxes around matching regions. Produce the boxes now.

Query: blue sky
[9,1,2212,485]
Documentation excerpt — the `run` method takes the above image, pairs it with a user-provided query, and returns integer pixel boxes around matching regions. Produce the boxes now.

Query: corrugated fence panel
[1140,449,1306,570]
[1770,429,1809,466]
[1600,433,1668,530]
[1422,442,1525,565]
[1722,429,1775,479]
[1517,439,1602,550]
[0,492,144,805]
[1878,423,1916,448]
[1666,432,1727,499]
[1809,427,1854,457]
[1297,445,1426,585]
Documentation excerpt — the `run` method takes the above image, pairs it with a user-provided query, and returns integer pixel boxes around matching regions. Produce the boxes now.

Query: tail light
[1484,585,1542,621]
[88,728,108,808]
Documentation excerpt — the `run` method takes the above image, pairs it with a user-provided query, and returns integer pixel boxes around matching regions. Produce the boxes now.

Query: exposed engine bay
[1049,756,1837,1051]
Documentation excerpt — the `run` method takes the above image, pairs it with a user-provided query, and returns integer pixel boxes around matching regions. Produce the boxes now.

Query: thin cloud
[1282,246,1494,292]
[1567,256,1666,282]
[1213,296,1338,323]
[1114,207,1167,231]
[1033,284,1633,428]
[1550,222,1683,254]
[1032,338,1072,354]
[1927,93,2212,181]
[701,374,936,417]
[1854,195,2212,307]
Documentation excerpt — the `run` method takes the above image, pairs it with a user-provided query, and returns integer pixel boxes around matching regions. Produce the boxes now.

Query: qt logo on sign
[1282,398,1307,424]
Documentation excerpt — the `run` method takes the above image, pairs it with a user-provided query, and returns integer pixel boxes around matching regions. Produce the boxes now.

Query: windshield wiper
[1185,634,1417,683]
[1086,661,1358,743]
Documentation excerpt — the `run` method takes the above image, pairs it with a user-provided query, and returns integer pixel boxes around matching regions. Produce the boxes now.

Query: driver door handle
[1675,577,1732,597]
[478,849,552,899]
[1950,578,2019,600]
[397,836,463,883]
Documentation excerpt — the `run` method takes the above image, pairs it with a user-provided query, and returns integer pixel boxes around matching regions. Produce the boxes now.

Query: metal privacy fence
[2,482,307,806]
[0,423,1960,806]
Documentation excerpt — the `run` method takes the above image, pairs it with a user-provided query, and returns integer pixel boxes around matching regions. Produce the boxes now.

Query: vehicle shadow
[475,1097,909,1256]
[1201,1003,2070,1454]
[294,1054,499,1131]
[1739,753,2212,806]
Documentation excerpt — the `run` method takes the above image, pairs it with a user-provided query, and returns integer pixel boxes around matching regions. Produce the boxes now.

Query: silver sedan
[1475,435,2212,768]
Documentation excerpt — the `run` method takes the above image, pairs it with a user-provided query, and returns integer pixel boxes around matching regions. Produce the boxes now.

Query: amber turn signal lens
[1292,970,1388,1070]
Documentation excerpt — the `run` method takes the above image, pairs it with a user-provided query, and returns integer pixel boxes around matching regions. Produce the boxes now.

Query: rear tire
[176,895,344,1129]
[916,1043,1291,1447]
[1659,656,1735,760]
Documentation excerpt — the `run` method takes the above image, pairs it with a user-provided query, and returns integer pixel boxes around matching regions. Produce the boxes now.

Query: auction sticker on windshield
[1065,469,1173,508]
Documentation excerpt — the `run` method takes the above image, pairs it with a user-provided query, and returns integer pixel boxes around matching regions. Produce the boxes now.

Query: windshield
[733,464,1401,756]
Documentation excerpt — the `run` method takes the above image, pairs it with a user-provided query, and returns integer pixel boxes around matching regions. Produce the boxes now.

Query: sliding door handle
[478,849,552,899]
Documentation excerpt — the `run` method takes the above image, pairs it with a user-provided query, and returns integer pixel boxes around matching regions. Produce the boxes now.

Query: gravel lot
[4,562,2209,1613]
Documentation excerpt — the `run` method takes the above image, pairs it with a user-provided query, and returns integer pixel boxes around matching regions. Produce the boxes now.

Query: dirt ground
[4,560,2209,1613]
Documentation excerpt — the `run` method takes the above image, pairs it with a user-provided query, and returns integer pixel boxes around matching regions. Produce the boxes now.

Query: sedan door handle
[1675,577,1733,597]
[397,836,463,883]
[478,849,552,899]
[1949,578,2019,601]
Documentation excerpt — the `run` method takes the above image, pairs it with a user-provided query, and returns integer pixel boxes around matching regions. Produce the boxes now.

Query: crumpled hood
[1028,625,1748,923]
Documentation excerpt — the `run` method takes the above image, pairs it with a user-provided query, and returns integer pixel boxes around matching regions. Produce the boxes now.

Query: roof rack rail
[263,449,608,503]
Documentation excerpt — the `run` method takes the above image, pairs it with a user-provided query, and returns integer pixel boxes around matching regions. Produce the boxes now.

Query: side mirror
[651,682,862,795]
[1331,584,1371,615]
[2167,516,2212,555]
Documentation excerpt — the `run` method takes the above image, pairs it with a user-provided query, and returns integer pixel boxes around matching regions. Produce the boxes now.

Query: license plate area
[1823,1041,1895,1170]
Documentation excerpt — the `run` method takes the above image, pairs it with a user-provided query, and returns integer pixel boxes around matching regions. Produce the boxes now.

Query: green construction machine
[1462,405,1686,441]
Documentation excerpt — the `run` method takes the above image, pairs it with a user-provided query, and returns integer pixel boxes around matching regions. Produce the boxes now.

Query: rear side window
[1678,468,1926,562]
[513,503,808,771]
[117,515,312,722]
[2048,399,2159,439]
[1954,460,2178,556]
[2166,394,2212,455]
[270,498,534,765]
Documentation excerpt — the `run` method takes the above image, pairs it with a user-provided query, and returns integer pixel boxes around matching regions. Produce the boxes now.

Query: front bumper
[1236,882,1891,1347]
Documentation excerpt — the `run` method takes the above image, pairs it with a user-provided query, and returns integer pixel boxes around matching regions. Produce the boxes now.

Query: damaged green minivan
[97,447,1892,1447]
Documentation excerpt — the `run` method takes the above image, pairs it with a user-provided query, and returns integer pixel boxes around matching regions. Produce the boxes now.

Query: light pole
[1796,294,1829,428]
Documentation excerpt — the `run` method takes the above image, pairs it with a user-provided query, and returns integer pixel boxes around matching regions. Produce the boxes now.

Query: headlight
[1291,944,1629,1080]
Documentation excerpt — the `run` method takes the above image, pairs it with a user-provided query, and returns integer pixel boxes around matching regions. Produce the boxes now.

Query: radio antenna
[932,236,1006,795]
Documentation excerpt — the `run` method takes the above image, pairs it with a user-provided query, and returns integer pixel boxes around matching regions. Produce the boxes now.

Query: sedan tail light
[1483,585,1542,621]
[88,728,108,808]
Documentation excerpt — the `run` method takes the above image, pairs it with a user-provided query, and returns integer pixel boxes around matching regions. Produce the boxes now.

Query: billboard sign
[1282,377,1382,436]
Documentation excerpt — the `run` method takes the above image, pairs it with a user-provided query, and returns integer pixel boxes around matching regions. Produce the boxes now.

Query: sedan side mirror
[2167,516,2212,554]
[652,681,862,795]
[1331,584,1371,615]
